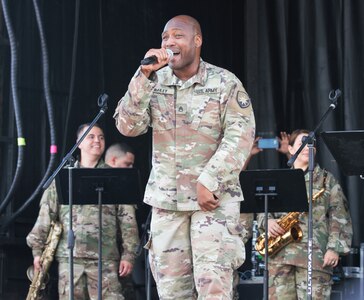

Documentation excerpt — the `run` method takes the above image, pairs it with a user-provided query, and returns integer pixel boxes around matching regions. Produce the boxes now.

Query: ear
[288,145,294,156]
[195,34,202,48]
[110,156,117,167]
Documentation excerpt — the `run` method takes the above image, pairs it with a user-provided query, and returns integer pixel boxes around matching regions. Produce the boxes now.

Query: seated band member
[257,129,353,300]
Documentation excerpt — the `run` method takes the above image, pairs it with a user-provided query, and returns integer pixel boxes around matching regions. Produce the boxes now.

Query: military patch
[176,104,187,115]
[237,91,251,109]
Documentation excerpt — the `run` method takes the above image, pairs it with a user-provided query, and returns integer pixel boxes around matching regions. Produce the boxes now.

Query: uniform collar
[75,158,105,168]
[158,59,208,88]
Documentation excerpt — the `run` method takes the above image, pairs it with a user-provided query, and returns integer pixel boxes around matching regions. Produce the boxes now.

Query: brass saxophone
[26,221,62,300]
[255,171,327,257]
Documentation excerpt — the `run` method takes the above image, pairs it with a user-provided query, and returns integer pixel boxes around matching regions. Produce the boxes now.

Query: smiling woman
[256,129,353,300]
[26,123,140,300]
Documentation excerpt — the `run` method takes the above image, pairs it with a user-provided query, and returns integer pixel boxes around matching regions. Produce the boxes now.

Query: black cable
[1,0,59,230]
[0,0,25,216]
[61,0,81,157]
[98,0,105,92]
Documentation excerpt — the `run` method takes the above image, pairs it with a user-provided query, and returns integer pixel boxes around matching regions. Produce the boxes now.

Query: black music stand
[240,169,308,300]
[321,130,364,176]
[56,168,142,300]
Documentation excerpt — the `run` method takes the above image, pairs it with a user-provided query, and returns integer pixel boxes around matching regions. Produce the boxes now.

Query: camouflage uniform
[233,213,254,300]
[257,165,353,300]
[114,60,255,299]
[27,160,140,300]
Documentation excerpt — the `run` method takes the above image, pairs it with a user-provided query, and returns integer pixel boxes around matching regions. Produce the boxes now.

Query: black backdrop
[1,0,364,296]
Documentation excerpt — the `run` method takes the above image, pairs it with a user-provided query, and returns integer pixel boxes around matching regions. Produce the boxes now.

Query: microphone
[140,49,173,65]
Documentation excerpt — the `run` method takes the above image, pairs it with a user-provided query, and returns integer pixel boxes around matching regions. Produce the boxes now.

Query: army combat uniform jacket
[114,60,255,211]
[27,160,139,265]
[257,165,353,274]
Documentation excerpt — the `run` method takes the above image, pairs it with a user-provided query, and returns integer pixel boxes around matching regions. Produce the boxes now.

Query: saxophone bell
[26,265,49,290]
[26,221,62,300]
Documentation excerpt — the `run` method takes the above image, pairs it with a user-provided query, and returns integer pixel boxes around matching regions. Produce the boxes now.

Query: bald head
[164,15,202,37]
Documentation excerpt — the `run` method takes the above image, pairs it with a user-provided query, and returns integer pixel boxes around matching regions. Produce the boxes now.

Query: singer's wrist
[140,67,153,79]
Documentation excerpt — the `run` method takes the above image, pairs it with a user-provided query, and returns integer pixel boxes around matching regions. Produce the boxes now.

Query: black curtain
[1,0,363,246]
[242,0,364,246]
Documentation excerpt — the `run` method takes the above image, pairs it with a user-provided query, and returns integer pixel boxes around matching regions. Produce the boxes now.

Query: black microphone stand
[287,89,341,300]
[42,94,109,300]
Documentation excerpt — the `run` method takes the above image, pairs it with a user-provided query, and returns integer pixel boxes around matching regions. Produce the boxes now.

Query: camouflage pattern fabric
[256,164,352,299]
[114,60,255,211]
[115,60,255,299]
[58,259,124,300]
[146,202,245,300]
[26,160,139,299]
[268,264,332,300]
[239,213,254,244]
[232,213,254,300]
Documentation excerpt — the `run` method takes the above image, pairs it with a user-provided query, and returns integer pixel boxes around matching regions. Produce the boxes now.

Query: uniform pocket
[190,95,221,141]
[223,203,246,269]
[224,202,245,236]
[150,93,174,131]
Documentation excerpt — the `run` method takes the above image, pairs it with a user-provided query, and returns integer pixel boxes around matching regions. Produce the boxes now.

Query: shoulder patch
[237,91,251,109]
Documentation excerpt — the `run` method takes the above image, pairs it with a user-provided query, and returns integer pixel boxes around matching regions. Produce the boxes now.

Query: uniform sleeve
[239,213,254,244]
[118,205,140,264]
[197,78,255,197]
[113,69,156,137]
[26,181,59,257]
[256,212,276,232]
[326,176,353,255]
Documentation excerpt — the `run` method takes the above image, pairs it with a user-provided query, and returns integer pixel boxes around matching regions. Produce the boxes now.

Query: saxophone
[26,221,62,300]
[255,171,327,257]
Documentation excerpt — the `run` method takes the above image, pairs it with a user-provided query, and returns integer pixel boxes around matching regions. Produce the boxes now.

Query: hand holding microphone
[140,48,173,77]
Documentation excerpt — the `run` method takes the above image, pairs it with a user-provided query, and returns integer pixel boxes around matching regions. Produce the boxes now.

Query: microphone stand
[42,94,109,300]
[287,89,341,300]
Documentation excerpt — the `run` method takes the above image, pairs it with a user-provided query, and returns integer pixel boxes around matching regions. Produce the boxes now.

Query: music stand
[321,130,364,176]
[240,169,308,300]
[56,168,142,300]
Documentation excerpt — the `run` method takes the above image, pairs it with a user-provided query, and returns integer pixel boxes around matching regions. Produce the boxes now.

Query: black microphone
[140,49,173,65]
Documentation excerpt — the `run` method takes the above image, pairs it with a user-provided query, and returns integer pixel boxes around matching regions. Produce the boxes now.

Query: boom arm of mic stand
[287,89,341,168]
[43,95,109,189]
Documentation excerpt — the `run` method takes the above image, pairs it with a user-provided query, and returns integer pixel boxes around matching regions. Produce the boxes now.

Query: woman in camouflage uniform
[257,129,353,300]
[27,124,139,300]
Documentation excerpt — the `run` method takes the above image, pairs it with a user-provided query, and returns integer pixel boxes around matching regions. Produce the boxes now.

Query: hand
[196,182,219,211]
[322,249,339,268]
[267,219,285,238]
[140,48,171,77]
[33,256,41,272]
[119,260,133,277]
[277,131,290,155]
[251,137,263,156]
